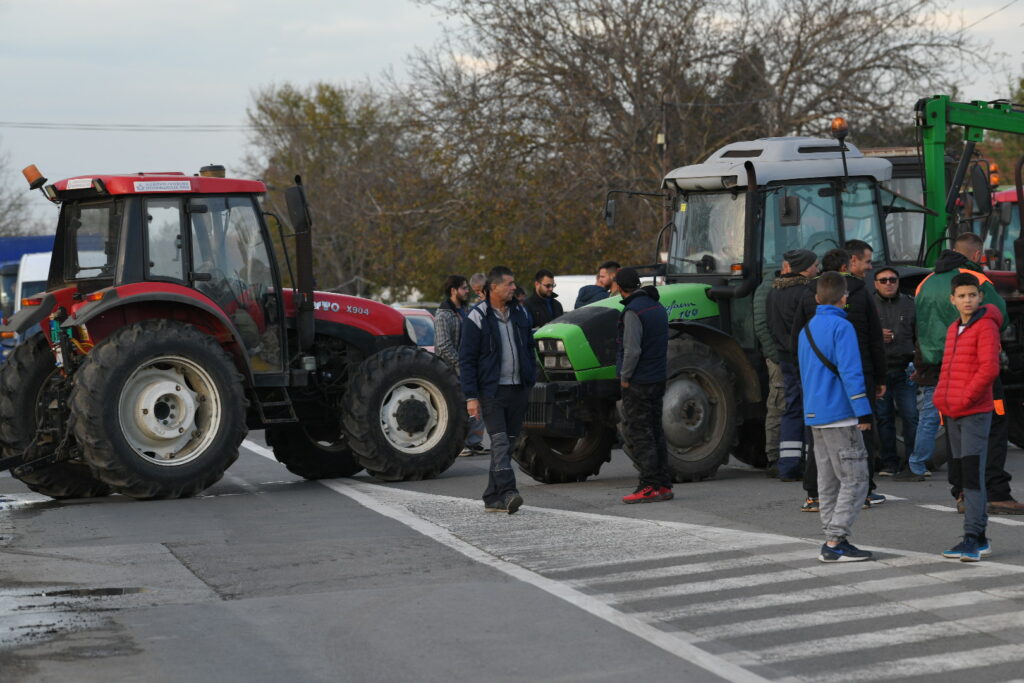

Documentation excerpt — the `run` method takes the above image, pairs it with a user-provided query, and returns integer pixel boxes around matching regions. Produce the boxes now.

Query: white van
[15,252,51,312]
[553,274,602,312]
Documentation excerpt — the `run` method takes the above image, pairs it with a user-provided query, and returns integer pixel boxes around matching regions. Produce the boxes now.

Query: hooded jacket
[753,272,779,362]
[790,274,886,386]
[766,273,816,363]
[934,304,1003,418]
[797,305,873,426]
[434,297,468,372]
[616,285,668,383]
[459,298,537,400]
[915,250,1007,367]
[575,284,609,308]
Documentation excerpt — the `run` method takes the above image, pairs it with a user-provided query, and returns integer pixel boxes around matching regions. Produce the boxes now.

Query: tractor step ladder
[254,387,299,424]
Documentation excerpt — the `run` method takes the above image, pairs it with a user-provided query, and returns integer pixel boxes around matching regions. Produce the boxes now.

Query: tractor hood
[281,289,407,338]
[534,283,720,375]
[663,137,892,191]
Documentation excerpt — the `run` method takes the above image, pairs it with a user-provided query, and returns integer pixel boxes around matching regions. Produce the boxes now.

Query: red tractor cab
[0,166,466,500]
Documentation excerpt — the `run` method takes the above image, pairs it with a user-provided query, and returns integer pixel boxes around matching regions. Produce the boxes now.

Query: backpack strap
[803,323,840,378]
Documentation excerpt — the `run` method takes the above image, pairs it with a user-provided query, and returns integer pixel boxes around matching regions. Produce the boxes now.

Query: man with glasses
[525,268,563,328]
[872,267,918,476]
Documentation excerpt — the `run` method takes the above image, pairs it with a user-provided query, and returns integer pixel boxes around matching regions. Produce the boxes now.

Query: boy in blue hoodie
[798,271,876,562]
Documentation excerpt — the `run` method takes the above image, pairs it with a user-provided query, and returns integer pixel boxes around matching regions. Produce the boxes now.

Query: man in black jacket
[793,248,887,511]
[871,267,917,475]
[524,269,563,328]
[766,248,819,481]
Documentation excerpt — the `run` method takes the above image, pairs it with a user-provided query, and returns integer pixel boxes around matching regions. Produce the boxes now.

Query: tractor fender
[670,321,761,405]
[62,286,253,382]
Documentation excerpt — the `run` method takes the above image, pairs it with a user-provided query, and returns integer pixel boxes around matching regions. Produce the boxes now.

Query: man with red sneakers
[615,268,673,504]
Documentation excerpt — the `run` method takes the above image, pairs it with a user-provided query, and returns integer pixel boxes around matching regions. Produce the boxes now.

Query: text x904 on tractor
[0,165,466,500]
[515,128,930,484]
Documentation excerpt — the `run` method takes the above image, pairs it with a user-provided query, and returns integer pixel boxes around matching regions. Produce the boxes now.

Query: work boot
[988,499,1024,515]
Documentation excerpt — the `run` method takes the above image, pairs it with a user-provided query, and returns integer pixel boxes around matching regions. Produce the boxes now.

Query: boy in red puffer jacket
[934,273,1002,562]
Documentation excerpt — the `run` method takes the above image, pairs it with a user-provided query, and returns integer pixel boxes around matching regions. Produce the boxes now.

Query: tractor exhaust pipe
[284,176,316,353]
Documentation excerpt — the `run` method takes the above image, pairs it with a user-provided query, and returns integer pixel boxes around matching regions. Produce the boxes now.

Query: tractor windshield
[668,191,746,274]
[761,180,888,275]
[65,199,123,280]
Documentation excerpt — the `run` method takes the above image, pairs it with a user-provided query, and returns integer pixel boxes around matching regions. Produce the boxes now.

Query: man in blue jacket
[460,266,537,514]
[798,271,875,563]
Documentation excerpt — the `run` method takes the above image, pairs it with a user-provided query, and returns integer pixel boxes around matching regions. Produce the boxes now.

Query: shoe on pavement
[877,469,896,477]
[892,469,925,482]
[460,443,490,457]
[820,539,873,563]
[801,497,819,512]
[863,493,886,509]
[622,485,671,504]
[988,499,1024,515]
[765,463,779,479]
[943,534,991,560]
[658,486,674,501]
[485,492,523,514]
[955,494,965,514]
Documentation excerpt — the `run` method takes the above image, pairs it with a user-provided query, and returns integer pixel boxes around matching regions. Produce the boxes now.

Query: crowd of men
[431,235,1020,560]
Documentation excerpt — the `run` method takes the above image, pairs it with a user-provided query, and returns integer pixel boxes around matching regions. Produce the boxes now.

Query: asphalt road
[3,437,1024,682]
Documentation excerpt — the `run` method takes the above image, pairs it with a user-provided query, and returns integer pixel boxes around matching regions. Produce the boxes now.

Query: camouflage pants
[622,381,672,489]
[765,359,785,463]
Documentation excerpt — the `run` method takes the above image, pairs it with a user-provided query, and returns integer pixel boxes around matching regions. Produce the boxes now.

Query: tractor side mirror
[604,198,616,228]
[999,202,1013,226]
[970,164,991,216]
[285,183,312,235]
[780,195,802,226]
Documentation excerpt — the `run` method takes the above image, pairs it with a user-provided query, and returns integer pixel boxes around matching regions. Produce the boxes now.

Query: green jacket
[753,273,778,362]
[915,250,1007,366]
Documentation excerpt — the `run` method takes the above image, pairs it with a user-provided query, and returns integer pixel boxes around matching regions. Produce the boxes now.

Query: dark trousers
[622,381,672,489]
[876,367,919,472]
[948,409,1013,502]
[778,360,805,481]
[805,378,878,496]
[481,384,530,506]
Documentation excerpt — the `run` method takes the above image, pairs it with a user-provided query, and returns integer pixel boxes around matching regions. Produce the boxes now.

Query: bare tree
[0,146,42,236]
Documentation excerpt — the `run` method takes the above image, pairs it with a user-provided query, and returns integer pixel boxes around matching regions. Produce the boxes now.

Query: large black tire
[265,423,363,479]
[0,336,111,499]
[69,320,247,499]
[342,346,467,481]
[733,420,768,469]
[620,337,737,483]
[512,424,615,483]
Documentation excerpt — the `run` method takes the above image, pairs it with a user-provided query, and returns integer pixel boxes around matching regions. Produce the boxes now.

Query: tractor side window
[762,183,838,275]
[67,200,122,279]
[189,196,281,372]
[145,198,184,281]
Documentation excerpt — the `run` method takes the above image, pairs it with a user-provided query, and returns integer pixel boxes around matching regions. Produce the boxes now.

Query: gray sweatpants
[811,425,870,542]
[947,411,991,538]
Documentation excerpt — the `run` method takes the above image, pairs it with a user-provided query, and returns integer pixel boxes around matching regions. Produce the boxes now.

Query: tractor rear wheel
[512,424,615,483]
[69,320,247,499]
[265,423,363,479]
[0,336,111,499]
[342,346,466,481]
[619,337,737,483]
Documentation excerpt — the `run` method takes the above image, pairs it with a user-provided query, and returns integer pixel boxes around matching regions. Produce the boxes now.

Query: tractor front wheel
[0,335,111,499]
[342,346,467,481]
[69,320,247,499]
[512,424,615,483]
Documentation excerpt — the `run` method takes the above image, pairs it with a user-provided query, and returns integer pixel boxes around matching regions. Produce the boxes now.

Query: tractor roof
[664,136,892,191]
[52,172,266,197]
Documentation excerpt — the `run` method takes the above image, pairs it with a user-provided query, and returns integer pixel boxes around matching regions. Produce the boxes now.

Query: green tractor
[514,132,930,483]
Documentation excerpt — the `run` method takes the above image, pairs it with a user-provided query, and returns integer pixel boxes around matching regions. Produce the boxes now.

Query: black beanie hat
[615,267,641,291]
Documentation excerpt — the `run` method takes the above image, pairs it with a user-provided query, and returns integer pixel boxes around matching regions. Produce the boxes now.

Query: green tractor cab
[515,135,930,484]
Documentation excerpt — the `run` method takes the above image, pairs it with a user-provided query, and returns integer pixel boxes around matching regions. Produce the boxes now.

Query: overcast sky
[2,0,1022,224]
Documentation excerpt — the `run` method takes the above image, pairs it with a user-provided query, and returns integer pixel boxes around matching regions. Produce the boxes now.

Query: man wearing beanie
[615,268,673,503]
[766,249,819,481]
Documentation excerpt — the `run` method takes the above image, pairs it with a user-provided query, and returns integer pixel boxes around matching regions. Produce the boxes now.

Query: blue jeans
[908,385,938,475]
[947,412,991,537]
[875,367,919,472]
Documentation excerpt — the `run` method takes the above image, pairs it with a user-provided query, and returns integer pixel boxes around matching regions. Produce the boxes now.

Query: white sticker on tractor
[133,181,192,192]
[66,178,93,190]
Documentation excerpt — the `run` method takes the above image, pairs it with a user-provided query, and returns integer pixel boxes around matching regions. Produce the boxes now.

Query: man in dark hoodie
[754,262,787,475]
[766,249,819,481]
[525,269,563,328]
[792,248,887,511]
[615,267,673,504]
[910,233,1024,514]
[871,267,917,475]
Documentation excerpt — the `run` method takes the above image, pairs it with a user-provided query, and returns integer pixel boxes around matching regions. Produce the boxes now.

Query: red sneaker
[658,486,674,501]
[622,485,670,504]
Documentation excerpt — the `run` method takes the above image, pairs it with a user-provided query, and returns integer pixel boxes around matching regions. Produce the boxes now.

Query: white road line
[918,503,1024,526]
[320,478,768,683]
[0,492,52,510]
[569,550,813,588]
[732,604,1024,665]
[839,644,1024,681]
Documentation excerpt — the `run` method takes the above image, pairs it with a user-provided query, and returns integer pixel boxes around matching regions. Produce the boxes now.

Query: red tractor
[0,166,466,499]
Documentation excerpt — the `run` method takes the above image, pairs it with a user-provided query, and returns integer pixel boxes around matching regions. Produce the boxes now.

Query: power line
[963,0,1021,30]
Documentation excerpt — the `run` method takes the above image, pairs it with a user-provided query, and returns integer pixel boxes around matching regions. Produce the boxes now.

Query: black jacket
[873,290,915,370]
[766,273,816,363]
[525,292,563,328]
[792,275,886,385]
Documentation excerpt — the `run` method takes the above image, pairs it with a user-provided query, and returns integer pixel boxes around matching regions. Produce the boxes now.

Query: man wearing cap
[766,249,819,481]
[615,267,673,504]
